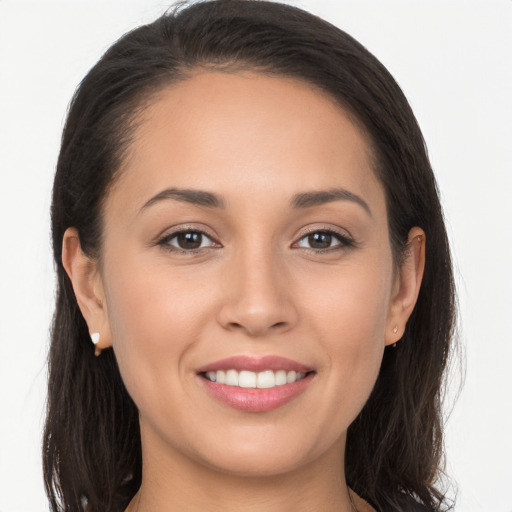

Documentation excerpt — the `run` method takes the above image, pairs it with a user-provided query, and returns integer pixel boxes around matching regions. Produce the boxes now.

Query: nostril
[217,296,298,336]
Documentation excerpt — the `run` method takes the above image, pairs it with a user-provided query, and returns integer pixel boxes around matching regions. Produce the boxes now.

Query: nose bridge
[218,236,296,336]
[239,243,280,304]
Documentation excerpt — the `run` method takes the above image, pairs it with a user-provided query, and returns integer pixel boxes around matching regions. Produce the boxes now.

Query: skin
[62,71,425,512]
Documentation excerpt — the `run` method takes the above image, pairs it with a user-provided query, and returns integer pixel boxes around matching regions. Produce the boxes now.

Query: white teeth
[239,370,256,388]
[275,370,287,386]
[256,370,275,389]
[225,369,239,386]
[205,369,307,388]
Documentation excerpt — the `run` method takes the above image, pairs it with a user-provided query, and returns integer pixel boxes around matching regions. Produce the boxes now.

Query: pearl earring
[90,332,101,356]
[390,325,399,348]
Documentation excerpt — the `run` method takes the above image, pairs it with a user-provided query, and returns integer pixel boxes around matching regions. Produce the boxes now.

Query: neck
[126,430,357,512]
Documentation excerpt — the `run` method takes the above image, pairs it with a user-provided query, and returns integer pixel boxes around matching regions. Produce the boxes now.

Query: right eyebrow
[139,187,226,212]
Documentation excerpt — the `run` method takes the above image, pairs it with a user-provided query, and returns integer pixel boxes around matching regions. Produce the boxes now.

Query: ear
[385,227,426,346]
[61,227,112,355]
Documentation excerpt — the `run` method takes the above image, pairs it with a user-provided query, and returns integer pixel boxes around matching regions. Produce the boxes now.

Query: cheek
[300,261,392,422]
[303,258,392,348]
[102,257,217,401]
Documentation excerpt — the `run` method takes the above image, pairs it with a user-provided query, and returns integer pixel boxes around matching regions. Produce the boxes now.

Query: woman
[44,1,456,510]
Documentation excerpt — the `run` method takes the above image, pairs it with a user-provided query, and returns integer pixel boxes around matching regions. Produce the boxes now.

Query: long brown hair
[44,1,456,510]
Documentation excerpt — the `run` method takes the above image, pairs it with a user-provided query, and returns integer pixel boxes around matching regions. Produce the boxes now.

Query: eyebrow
[141,187,226,211]
[291,188,372,217]
[140,186,371,216]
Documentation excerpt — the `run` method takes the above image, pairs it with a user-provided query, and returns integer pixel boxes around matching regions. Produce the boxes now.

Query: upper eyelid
[157,228,221,252]
[292,227,355,252]
[160,226,219,241]
[157,225,353,248]
[161,227,349,239]
[295,226,353,241]
[166,230,214,240]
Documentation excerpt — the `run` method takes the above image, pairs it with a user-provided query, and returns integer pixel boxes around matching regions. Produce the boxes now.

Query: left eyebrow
[290,188,372,217]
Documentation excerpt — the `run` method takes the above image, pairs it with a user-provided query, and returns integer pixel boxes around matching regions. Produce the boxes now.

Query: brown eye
[295,230,351,251]
[163,230,217,251]
[307,232,333,249]
[176,232,203,249]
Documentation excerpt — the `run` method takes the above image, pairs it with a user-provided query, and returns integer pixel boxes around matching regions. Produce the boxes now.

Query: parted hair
[44,1,456,510]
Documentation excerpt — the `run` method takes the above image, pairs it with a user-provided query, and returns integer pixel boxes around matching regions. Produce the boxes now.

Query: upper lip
[197,355,313,374]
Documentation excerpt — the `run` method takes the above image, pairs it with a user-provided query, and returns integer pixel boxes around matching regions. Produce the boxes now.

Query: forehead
[109,71,385,218]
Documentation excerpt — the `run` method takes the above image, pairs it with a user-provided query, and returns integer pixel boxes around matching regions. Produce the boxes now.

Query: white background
[0,1,511,511]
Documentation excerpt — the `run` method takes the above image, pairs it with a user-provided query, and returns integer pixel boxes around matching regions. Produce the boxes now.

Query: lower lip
[198,373,314,412]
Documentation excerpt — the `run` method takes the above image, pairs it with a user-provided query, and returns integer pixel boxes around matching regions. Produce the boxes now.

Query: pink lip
[197,355,312,373]
[196,355,315,413]
[198,373,314,412]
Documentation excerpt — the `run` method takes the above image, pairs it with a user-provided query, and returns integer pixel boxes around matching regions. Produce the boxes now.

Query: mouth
[200,369,309,389]
[196,356,315,412]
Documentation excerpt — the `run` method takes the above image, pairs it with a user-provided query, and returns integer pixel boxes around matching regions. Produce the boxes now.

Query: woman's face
[87,71,412,476]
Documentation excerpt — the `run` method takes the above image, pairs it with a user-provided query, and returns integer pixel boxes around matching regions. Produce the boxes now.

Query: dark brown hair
[44,1,456,510]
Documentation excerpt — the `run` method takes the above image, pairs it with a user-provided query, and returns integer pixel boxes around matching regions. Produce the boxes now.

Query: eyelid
[292,226,355,251]
[157,226,222,253]
[155,224,355,254]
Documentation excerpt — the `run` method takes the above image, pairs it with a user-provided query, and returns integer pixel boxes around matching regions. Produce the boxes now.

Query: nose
[216,246,298,337]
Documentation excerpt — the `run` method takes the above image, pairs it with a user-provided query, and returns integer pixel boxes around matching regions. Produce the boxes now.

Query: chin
[200,449,311,478]
[185,426,338,479]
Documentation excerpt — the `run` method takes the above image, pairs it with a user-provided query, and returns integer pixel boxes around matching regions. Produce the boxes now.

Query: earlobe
[61,227,112,354]
[385,227,426,346]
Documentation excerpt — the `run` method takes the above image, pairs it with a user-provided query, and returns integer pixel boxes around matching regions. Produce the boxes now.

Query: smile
[197,356,315,412]
[204,369,307,388]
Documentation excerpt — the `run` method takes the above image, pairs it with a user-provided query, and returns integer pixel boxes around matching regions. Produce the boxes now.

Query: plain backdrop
[0,1,511,511]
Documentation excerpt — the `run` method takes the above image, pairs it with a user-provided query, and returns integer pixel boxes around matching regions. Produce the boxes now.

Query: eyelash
[293,228,354,253]
[157,229,220,254]
[157,228,354,255]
